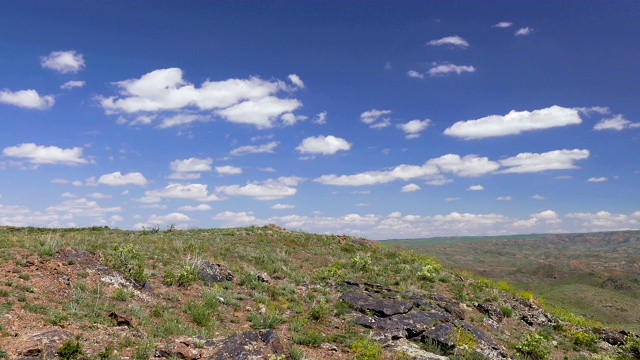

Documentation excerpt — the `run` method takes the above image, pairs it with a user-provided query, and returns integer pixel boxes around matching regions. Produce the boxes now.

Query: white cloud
[407,70,425,79]
[87,192,112,199]
[515,27,533,36]
[316,163,439,186]
[170,157,213,173]
[158,114,211,128]
[428,64,476,76]
[566,211,640,230]
[593,114,640,131]
[296,135,351,155]
[468,185,484,191]
[230,141,279,156]
[493,21,513,28]
[178,204,212,211]
[313,111,327,124]
[288,74,305,89]
[427,154,500,177]
[427,35,470,48]
[147,212,191,225]
[2,143,87,165]
[576,106,610,115]
[444,105,582,139]
[142,183,221,202]
[216,177,302,200]
[98,68,303,129]
[0,89,55,109]
[360,109,392,128]
[212,211,265,227]
[587,177,608,182]
[446,197,460,202]
[497,196,512,201]
[61,81,86,90]
[98,171,148,186]
[397,119,431,139]
[46,198,121,217]
[215,165,242,175]
[41,50,85,73]
[532,194,546,200]
[499,149,590,173]
[401,184,421,192]
[272,203,295,210]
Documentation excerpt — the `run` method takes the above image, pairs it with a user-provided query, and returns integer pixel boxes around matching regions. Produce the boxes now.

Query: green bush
[350,337,383,360]
[572,330,598,351]
[57,339,83,360]
[514,333,551,360]
[498,304,513,318]
[105,244,148,285]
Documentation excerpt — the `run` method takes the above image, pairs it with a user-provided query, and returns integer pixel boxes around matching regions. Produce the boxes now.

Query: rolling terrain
[385,231,640,331]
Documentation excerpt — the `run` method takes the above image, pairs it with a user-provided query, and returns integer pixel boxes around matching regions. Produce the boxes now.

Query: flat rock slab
[355,310,447,339]
[206,330,284,359]
[339,291,413,317]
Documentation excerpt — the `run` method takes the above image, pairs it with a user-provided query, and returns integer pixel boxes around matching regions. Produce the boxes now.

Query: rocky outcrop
[197,261,234,283]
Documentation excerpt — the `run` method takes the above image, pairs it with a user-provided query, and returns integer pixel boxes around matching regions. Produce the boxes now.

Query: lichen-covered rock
[198,260,234,283]
[206,330,283,359]
[339,291,413,317]
[475,302,505,323]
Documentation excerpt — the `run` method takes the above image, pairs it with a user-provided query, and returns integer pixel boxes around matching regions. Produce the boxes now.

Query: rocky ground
[0,226,638,359]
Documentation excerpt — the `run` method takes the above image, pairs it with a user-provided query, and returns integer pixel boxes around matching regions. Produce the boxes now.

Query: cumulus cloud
[170,157,213,173]
[401,184,421,192]
[46,198,121,218]
[468,185,484,191]
[0,89,55,109]
[98,68,303,129]
[515,27,534,36]
[397,119,431,139]
[407,70,425,79]
[212,211,265,227]
[288,74,305,89]
[272,203,295,209]
[444,105,582,139]
[593,114,640,131]
[566,211,640,230]
[296,135,351,155]
[216,176,302,200]
[61,81,86,90]
[497,196,512,201]
[230,141,279,156]
[2,143,87,165]
[493,21,513,28]
[41,50,85,73]
[215,165,242,175]
[315,163,439,186]
[158,114,211,128]
[499,149,590,173]
[313,111,327,124]
[427,154,500,177]
[426,35,470,48]
[532,194,546,200]
[428,64,476,76]
[141,183,221,202]
[178,204,212,211]
[360,109,392,128]
[98,171,148,186]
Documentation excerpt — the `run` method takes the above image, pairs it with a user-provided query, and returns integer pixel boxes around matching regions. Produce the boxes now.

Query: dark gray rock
[475,302,505,323]
[422,323,456,350]
[207,330,283,359]
[592,328,626,346]
[198,261,234,283]
[339,291,413,317]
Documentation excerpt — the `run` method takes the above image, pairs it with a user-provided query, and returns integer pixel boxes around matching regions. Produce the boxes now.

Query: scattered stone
[339,291,413,317]
[592,328,626,346]
[17,330,75,359]
[475,302,505,323]
[207,330,284,359]
[155,341,197,359]
[198,261,234,284]
[257,272,271,283]
[388,338,449,360]
[109,311,132,327]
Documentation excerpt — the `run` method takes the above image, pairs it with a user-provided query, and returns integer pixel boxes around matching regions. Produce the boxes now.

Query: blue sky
[1,1,639,239]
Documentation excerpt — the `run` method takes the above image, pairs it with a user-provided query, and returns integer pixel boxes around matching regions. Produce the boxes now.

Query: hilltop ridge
[0,226,638,359]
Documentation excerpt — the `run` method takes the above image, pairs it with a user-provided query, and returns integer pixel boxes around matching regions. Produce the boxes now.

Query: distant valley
[385,231,640,330]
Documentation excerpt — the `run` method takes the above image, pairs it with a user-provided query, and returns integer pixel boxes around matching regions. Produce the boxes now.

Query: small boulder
[339,291,413,317]
[198,261,234,284]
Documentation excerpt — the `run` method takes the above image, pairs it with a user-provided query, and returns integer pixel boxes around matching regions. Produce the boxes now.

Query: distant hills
[385,231,640,330]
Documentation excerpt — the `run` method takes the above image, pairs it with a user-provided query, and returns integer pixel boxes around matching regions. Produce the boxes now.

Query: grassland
[0,226,638,359]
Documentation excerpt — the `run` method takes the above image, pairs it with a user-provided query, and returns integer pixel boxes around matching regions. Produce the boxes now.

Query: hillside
[385,231,640,331]
[0,226,638,359]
